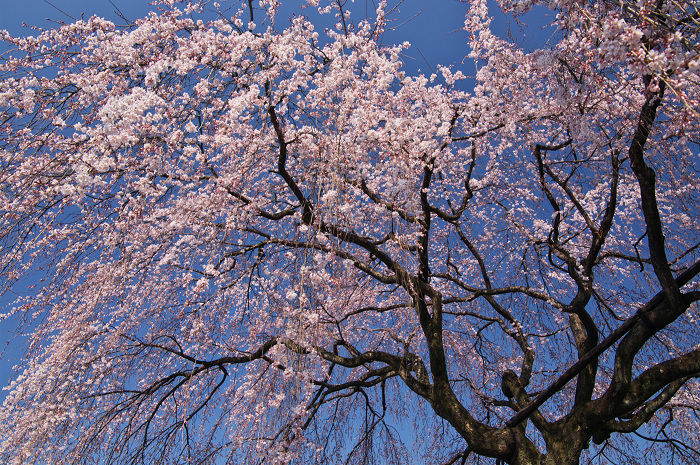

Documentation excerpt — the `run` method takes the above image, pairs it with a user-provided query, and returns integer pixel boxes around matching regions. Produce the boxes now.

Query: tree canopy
[1,0,699,464]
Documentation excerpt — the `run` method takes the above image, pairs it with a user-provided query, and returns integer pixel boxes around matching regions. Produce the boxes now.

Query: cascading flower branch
[0,0,699,464]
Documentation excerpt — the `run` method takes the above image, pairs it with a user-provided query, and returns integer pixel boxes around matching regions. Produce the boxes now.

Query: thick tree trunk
[509,423,586,465]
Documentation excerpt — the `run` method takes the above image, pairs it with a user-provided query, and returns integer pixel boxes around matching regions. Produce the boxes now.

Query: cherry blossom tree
[1,0,699,464]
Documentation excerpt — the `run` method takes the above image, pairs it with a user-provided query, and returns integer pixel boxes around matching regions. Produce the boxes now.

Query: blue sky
[0,0,557,75]
[0,0,470,62]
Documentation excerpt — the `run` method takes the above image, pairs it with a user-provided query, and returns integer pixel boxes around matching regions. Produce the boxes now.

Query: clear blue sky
[0,0,556,76]
[0,0,469,65]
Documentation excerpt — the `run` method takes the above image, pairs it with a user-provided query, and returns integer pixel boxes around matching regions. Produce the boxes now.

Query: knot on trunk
[501,370,521,400]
